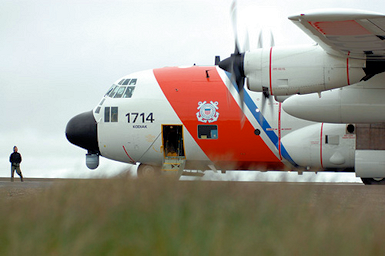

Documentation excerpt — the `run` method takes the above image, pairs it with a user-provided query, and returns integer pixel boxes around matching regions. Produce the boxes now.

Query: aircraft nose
[66,110,99,153]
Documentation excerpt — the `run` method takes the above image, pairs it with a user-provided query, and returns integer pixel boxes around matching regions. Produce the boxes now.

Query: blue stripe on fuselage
[225,72,297,167]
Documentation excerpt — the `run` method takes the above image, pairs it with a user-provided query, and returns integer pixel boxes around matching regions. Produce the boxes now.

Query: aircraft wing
[289,9,385,59]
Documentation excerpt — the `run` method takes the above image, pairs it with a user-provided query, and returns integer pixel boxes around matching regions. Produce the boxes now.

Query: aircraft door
[162,125,185,158]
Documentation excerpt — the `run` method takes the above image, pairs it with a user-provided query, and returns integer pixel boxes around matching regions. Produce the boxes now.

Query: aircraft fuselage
[67,65,356,175]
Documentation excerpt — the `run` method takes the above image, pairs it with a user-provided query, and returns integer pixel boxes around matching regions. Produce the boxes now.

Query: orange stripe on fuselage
[154,66,283,170]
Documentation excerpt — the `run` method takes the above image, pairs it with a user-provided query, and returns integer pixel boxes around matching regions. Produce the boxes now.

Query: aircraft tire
[137,164,161,178]
[361,178,385,185]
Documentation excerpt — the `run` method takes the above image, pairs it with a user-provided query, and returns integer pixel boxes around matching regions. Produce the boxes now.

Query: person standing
[10,146,24,182]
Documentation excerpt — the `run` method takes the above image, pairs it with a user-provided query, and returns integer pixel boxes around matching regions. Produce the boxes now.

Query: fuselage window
[113,86,126,98]
[111,107,118,122]
[104,107,118,122]
[104,107,110,122]
[198,125,218,139]
[123,86,135,98]
[122,79,131,85]
[129,79,137,85]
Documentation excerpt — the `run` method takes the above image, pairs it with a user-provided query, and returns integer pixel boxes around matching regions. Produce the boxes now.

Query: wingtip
[288,8,385,21]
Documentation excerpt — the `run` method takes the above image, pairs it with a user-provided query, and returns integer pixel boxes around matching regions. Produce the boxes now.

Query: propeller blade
[269,96,274,115]
[257,30,263,48]
[270,29,275,47]
[260,86,269,122]
[239,85,246,127]
[260,86,274,125]
[260,92,267,125]
[230,0,241,54]
[243,30,250,52]
[262,86,270,99]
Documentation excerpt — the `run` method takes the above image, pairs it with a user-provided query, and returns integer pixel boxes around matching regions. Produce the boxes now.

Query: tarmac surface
[0,178,55,188]
[0,177,364,189]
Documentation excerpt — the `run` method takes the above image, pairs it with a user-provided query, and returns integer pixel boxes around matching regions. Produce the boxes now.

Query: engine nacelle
[281,123,355,170]
[355,150,385,178]
[245,44,365,96]
[282,81,385,123]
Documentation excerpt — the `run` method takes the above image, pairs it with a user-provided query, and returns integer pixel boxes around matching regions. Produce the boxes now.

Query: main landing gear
[137,164,161,178]
[361,178,385,185]
[137,163,185,178]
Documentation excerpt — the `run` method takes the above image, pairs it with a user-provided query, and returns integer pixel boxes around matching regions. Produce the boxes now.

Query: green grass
[0,178,384,255]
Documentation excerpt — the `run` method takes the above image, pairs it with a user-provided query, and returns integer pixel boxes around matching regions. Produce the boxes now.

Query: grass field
[0,177,385,255]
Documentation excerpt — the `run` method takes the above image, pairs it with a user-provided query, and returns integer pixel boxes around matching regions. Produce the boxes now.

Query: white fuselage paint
[95,69,210,168]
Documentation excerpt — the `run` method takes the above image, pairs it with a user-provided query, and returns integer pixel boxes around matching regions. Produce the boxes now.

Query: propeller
[218,0,248,121]
[218,0,276,124]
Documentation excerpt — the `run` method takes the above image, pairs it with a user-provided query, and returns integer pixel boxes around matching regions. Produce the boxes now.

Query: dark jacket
[10,152,22,164]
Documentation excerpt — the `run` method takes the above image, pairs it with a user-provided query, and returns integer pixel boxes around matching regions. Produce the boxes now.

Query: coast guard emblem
[196,101,219,123]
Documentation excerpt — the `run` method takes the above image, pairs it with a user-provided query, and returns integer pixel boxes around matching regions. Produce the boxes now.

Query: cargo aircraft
[66,1,385,184]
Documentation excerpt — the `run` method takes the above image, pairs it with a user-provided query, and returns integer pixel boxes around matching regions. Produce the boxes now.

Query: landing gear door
[162,125,185,158]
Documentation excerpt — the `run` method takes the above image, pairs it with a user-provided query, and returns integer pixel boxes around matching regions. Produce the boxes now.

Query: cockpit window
[123,86,135,98]
[113,86,126,98]
[105,85,116,97]
[109,86,120,97]
[105,79,137,98]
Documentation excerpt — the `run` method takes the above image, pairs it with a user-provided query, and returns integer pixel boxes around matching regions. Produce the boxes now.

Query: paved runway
[0,178,55,188]
[0,177,363,189]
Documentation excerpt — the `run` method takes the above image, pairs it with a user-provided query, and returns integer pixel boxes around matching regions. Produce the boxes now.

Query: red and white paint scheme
[66,5,385,185]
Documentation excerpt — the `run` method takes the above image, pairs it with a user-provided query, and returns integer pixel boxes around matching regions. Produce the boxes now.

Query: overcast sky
[1,0,382,181]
